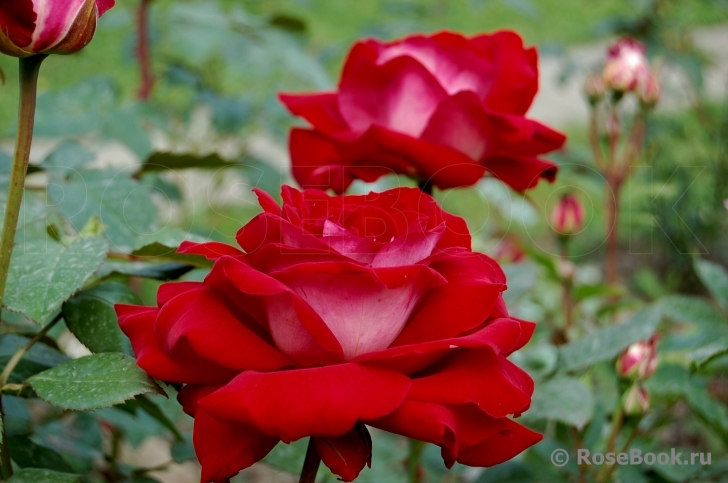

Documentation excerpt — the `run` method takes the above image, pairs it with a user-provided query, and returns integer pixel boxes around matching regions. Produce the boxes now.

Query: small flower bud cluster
[584,38,660,108]
[551,193,585,236]
[617,335,659,415]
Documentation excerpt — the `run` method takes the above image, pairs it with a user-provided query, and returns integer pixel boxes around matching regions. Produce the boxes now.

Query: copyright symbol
[551,448,569,467]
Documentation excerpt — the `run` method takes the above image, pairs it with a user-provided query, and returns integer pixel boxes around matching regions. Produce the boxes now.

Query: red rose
[280,31,566,194]
[0,0,115,57]
[116,186,540,482]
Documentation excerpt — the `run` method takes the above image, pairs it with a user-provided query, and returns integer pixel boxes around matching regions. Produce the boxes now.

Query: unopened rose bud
[602,38,648,93]
[0,0,115,58]
[638,72,661,107]
[550,193,585,236]
[584,73,605,106]
[617,336,659,380]
[623,384,650,416]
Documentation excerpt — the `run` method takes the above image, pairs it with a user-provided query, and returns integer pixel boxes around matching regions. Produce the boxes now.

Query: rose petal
[457,418,542,467]
[31,0,90,51]
[0,0,36,48]
[156,281,203,307]
[408,349,533,418]
[484,155,558,192]
[339,47,448,137]
[279,92,349,135]
[314,425,372,482]
[96,0,115,17]
[200,363,411,442]
[116,305,236,384]
[155,286,291,371]
[253,188,282,216]
[204,256,344,365]
[178,240,245,261]
[272,262,445,359]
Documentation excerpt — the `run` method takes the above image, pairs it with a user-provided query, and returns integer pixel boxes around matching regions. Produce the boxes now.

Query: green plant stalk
[0,54,47,481]
[299,437,321,483]
[407,439,424,483]
[0,55,47,312]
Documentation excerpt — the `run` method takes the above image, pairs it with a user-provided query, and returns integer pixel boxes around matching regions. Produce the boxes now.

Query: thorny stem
[0,55,46,317]
[136,0,155,100]
[299,437,321,483]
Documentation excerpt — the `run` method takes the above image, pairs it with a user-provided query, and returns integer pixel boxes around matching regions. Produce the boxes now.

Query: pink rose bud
[602,38,648,93]
[584,72,605,105]
[617,336,659,380]
[638,72,661,107]
[623,384,650,416]
[550,193,585,235]
[0,0,115,57]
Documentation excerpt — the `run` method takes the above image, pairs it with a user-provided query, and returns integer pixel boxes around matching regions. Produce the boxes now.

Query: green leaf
[98,261,195,281]
[559,305,661,372]
[685,338,728,368]
[28,353,164,411]
[694,258,728,312]
[47,171,158,252]
[132,229,212,268]
[41,141,95,178]
[0,335,68,383]
[7,436,73,472]
[3,396,32,436]
[137,152,240,175]
[63,282,141,354]
[658,295,725,326]
[133,395,185,441]
[8,468,81,483]
[502,262,539,305]
[521,376,594,429]
[4,237,109,324]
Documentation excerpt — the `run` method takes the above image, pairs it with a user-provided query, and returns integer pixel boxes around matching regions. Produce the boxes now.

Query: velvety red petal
[314,425,372,482]
[279,92,349,135]
[156,281,203,307]
[371,226,444,268]
[253,188,282,216]
[116,304,236,384]
[393,251,506,346]
[193,410,279,483]
[490,114,566,157]
[200,363,411,443]
[420,91,496,161]
[457,418,542,467]
[271,262,445,359]
[408,349,533,418]
[470,31,539,115]
[204,256,344,365]
[0,0,36,48]
[235,211,330,254]
[484,155,558,192]
[355,318,523,374]
[289,128,357,194]
[155,286,291,371]
[178,240,244,260]
[177,384,222,417]
[377,32,496,100]
[339,53,448,137]
[509,318,537,354]
[335,124,486,189]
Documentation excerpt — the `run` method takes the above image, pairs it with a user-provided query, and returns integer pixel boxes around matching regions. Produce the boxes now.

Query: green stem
[0,55,46,313]
[299,437,321,483]
[407,439,424,483]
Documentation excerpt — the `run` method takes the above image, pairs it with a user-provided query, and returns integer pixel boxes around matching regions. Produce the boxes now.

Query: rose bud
[583,72,605,106]
[623,384,650,416]
[638,72,661,107]
[0,0,115,57]
[616,336,658,380]
[280,31,566,194]
[550,193,585,236]
[602,38,648,93]
[117,186,541,483]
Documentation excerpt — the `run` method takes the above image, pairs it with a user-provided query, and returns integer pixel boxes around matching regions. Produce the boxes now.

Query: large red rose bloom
[117,186,540,482]
[280,31,566,194]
